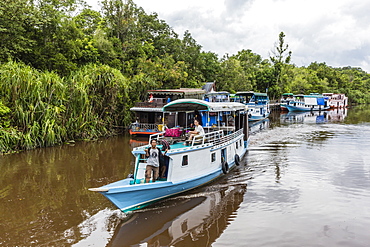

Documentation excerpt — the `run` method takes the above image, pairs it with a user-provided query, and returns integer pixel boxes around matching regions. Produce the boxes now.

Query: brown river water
[1,106,370,246]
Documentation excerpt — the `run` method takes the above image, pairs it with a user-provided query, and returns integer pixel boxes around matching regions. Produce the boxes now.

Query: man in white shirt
[187,119,205,141]
[145,139,167,183]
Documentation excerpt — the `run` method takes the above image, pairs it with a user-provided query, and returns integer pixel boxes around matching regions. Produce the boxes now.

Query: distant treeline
[1,0,370,153]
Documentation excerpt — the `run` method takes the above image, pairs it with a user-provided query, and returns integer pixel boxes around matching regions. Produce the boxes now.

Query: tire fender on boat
[234,154,240,166]
[222,160,229,174]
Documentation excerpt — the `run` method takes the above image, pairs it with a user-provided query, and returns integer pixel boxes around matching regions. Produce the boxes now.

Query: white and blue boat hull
[96,144,247,212]
[286,104,330,112]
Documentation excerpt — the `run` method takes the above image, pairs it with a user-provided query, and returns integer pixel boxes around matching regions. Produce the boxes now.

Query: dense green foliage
[0,62,130,153]
[1,0,370,153]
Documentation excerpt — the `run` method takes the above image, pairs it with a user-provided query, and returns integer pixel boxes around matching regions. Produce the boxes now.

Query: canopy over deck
[148,88,205,96]
[235,91,268,97]
[162,99,247,112]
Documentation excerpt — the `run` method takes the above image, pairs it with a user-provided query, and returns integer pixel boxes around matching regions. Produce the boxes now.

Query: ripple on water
[213,122,370,247]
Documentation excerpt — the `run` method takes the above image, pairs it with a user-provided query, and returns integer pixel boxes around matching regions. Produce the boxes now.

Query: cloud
[88,0,370,72]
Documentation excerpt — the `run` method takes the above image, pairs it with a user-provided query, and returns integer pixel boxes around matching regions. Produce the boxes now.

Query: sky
[86,0,370,72]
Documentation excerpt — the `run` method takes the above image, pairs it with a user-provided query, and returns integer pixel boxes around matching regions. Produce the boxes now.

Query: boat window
[240,139,242,147]
[182,155,188,166]
[236,141,239,149]
[211,152,216,162]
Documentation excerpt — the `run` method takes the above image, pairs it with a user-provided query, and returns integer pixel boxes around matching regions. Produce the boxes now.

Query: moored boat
[203,90,230,102]
[233,91,270,121]
[89,99,249,213]
[285,94,330,112]
[280,93,295,111]
[322,93,348,108]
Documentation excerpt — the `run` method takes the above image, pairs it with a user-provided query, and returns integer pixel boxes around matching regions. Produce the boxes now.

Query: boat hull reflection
[107,184,246,247]
[280,108,347,124]
[249,119,270,134]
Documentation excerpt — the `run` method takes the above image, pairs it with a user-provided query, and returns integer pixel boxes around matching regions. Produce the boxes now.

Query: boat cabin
[203,91,230,102]
[129,88,205,135]
[233,91,270,121]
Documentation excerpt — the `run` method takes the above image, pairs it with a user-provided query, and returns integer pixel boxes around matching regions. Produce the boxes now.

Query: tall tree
[0,0,36,62]
[269,32,292,98]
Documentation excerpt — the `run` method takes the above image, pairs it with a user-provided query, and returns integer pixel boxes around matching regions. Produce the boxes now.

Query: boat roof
[282,93,294,96]
[129,107,162,112]
[235,91,268,97]
[204,91,230,95]
[148,88,205,96]
[162,99,247,112]
[304,94,325,98]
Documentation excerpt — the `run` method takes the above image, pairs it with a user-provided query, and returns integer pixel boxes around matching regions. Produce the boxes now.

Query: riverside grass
[0,61,131,154]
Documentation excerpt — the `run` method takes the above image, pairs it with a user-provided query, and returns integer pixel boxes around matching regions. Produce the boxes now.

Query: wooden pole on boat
[243,110,249,141]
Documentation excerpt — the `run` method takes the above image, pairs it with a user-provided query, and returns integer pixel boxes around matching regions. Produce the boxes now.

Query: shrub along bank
[0,61,131,154]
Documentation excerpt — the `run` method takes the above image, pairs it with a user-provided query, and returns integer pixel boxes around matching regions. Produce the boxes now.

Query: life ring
[234,154,240,166]
[222,160,229,174]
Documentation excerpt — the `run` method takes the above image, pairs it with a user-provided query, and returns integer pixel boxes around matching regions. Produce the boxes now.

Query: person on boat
[145,139,168,183]
[159,139,171,179]
[187,119,205,141]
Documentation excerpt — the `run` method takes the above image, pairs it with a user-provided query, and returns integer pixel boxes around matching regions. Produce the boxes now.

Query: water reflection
[106,184,246,247]
[129,137,149,149]
[0,135,134,246]
[280,108,347,125]
[249,119,270,135]
[1,106,370,246]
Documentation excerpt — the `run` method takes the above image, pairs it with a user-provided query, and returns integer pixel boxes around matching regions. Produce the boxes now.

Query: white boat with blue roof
[232,91,270,121]
[285,93,330,111]
[89,99,249,213]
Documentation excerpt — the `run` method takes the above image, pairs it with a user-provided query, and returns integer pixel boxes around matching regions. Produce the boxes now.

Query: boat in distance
[89,99,249,213]
[280,93,295,111]
[322,93,348,108]
[285,94,330,112]
[232,91,270,121]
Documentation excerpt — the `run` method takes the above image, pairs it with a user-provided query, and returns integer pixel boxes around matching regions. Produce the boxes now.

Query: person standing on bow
[145,139,168,183]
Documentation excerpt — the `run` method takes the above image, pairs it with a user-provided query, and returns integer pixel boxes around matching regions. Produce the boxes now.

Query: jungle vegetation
[1,0,370,153]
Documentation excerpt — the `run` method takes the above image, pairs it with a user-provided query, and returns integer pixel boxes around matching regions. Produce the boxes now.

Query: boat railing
[190,130,224,146]
[130,123,161,132]
[135,98,167,108]
[190,128,243,146]
[213,129,244,146]
[148,128,243,148]
[148,132,165,144]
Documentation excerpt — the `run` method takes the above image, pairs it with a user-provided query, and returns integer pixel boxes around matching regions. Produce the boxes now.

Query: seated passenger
[187,119,205,141]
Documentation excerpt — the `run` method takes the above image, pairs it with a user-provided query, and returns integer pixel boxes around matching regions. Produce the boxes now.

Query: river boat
[89,99,249,213]
[233,91,270,121]
[322,93,348,108]
[280,93,295,111]
[285,94,330,112]
[203,90,230,102]
[129,88,205,135]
